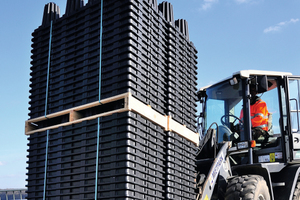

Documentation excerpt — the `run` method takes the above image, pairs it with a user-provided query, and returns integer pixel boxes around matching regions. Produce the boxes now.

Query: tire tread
[225,175,269,200]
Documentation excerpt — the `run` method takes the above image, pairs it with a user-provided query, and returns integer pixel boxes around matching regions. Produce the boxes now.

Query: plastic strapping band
[99,0,103,103]
[95,117,101,199]
[45,20,53,117]
[43,130,50,200]
[95,1,103,198]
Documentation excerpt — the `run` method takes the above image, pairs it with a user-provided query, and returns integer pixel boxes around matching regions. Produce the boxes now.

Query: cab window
[289,79,300,133]
[260,79,281,137]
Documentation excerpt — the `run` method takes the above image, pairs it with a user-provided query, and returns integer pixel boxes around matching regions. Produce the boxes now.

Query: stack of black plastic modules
[27,0,198,199]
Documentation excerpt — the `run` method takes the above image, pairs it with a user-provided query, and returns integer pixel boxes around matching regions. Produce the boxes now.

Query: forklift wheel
[293,182,300,200]
[225,175,270,200]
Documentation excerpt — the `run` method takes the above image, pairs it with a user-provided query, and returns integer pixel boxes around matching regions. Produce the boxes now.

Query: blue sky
[0,0,300,189]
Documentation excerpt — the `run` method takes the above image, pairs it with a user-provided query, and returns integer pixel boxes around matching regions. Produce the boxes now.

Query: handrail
[290,98,300,133]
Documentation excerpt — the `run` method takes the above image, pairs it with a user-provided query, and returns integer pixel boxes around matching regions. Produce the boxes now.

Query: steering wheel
[220,114,243,144]
[220,114,243,126]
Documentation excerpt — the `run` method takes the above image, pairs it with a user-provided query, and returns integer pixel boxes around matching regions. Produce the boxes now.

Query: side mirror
[197,90,207,102]
[257,75,268,93]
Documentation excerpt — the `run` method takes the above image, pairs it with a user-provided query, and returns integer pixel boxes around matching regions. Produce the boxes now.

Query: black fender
[231,163,275,200]
[231,163,300,200]
[270,164,300,200]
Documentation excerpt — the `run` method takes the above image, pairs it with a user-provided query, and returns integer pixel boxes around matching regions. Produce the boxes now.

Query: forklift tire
[293,181,300,200]
[225,175,270,200]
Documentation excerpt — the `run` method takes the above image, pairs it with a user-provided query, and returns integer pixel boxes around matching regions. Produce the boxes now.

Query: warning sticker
[258,155,270,162]
[258,152,282,163]
[275,152,282,159]
[270,153,275,162]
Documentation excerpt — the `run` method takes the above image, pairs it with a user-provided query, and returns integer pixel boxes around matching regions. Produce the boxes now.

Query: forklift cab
[198,70,300,166]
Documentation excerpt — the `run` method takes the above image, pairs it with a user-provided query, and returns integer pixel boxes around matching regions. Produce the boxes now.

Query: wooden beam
[168,116,199,146]
[69,110,81,122]
[127,93,199,145]
[26,108,129,135]
[127,93,168,130]
[26,93,129,124]
[25,92,199,145]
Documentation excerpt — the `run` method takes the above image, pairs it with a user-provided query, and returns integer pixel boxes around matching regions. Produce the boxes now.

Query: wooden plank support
[69,110,81,122]
[126,93,168,130]
[167,116,200,146]
[25,93,130,135]
[126,93,199,146]
[25,92,199,146]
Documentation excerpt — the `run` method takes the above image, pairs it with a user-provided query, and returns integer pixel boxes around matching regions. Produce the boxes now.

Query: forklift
[195,70,300,200]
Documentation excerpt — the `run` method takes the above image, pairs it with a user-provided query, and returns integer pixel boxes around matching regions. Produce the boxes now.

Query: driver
[240,84,269,142]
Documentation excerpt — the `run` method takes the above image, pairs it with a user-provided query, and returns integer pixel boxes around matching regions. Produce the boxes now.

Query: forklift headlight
[237,141,249,149]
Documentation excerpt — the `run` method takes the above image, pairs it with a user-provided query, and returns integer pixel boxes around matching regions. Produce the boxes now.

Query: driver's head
[250,84,257,97]
[250,84,259,105]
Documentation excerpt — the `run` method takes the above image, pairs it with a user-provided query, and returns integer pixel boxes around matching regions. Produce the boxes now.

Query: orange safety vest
[240,99,269,131]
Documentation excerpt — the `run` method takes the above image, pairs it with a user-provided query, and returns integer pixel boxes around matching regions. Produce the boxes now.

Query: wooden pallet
[25,92,199,146]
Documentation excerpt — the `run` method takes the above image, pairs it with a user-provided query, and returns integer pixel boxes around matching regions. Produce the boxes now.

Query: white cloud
[235,0,249,3]
[263,26,281,33]
[290,18,299,23]
[200,0,219,10]
[235,0,267,5]
[200,0,258,11]
[264,18,299,33]
[0,161,5,166]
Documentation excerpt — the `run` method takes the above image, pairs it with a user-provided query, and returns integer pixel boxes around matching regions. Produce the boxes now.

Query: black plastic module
[27,0,198,199]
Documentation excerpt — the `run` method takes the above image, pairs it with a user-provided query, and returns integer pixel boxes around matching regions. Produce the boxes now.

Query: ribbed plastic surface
[27,112,166,199]
[42,3,60,25]
[27,0,198,199]
[29,0,197,128]
[65,0,84,15]
[166,131,197,199]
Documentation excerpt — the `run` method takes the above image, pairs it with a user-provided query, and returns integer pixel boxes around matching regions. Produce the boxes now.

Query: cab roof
[234,70,292,78]
[200,70,293,91]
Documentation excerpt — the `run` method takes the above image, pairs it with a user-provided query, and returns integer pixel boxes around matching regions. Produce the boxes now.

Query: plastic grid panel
[28,0,198,199]
[165,131,197,200]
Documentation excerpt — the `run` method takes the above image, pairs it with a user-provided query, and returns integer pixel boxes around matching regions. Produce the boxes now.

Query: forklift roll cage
[197,70,300,200]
